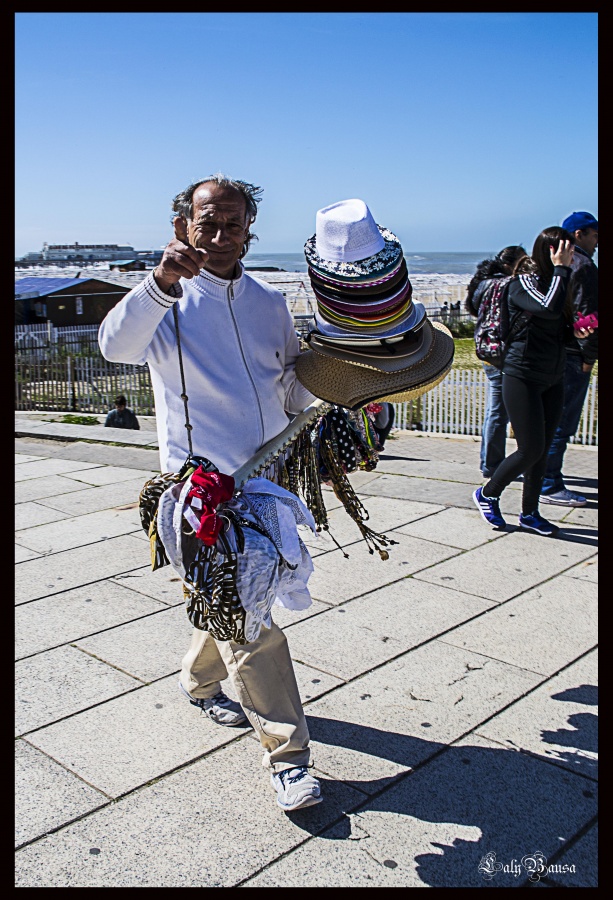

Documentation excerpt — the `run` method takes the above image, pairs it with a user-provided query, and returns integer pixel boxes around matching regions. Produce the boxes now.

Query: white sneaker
[178,682,248,726]
[271,766,322,811]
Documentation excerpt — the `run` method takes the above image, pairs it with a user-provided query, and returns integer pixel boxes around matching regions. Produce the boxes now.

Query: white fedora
[304,199,403,278]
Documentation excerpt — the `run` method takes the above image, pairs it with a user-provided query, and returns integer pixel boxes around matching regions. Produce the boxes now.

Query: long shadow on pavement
[277,693,598,887]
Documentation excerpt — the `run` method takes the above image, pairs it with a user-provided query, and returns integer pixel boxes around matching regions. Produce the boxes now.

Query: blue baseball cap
[562,211,598,233]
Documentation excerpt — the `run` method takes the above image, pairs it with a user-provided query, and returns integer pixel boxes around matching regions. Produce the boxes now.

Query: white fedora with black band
[297,198,454,408]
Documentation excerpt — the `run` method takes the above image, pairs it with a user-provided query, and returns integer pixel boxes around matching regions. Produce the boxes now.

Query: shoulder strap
[173,303,194,457]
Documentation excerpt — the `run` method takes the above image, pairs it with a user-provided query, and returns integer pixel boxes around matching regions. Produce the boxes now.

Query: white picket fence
[14,325,598,446]
[392,369,598,446]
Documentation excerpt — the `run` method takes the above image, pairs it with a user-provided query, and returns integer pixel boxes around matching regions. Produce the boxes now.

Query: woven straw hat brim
[295,322,454,410]
[308,320,434,373]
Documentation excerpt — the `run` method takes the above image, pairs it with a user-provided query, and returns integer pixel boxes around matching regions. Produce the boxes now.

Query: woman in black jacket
[473,227,575,535]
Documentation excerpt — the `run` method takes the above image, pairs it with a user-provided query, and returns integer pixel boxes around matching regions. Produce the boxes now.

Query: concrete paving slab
[16,453,45,463]
[563,506,599,528]
[307,531,460,606]
[396,506,507,550]
[15,507,143,555]
[110,566,185,605]
[563,556,598,583]
[15,534,150,604]
[61,465,157,487]
[359,473,479,509]
[302,641,541,792]
[548,823,598,887]
[286,578,493,681]
[37,477,150,516]
[475,649,598,780]
[291,660,344,703]
[246,733,597,888]
[376,455,480,484]
[413,531,596,602]
[15,457,102,482]
[15,438,162,471]
[15,741,108,848]
[13,740,365,887]
[15,420,159,447]
[25,675,247,798]
[15,474,92,504]
[15,582,168,659]
[15,501,72,530]
[75,605,194,682]
[15,645,140,736]
[301,496,444,556]
[440,574,597,676]
[270,598,331,630]
[15,543,42,563]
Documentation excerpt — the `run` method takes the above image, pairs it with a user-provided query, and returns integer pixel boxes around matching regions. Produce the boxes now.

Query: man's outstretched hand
[153,217,208,293]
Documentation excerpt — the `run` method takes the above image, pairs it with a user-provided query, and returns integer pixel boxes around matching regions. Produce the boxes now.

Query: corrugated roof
[14,277,125,299]
[15,277,86,298]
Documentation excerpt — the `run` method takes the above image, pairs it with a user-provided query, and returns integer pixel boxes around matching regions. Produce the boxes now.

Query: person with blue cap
[540,211,598,507]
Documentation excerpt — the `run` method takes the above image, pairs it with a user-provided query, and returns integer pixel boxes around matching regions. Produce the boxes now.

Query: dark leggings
[483,374,564,514]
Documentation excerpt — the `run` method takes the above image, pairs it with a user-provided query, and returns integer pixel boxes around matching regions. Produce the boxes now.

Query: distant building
[38,242,137,261]
[15,277,130,326]
[16,244,166,266]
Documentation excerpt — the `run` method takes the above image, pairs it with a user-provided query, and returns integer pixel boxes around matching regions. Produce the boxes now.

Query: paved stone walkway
[15,414,597,887]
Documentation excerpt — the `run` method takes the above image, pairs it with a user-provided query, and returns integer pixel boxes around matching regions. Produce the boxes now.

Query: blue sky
[15,12,597,257]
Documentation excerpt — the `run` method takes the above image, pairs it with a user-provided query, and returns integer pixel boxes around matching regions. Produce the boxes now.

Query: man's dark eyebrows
[193,211,245,224]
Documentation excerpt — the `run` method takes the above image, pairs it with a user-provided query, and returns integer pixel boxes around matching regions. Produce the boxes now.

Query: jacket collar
[192,261,246,300]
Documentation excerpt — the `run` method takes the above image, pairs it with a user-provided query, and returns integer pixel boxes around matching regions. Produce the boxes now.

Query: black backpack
[473,276,531,369]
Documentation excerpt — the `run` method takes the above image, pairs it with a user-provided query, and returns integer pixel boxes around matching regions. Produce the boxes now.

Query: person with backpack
[473,227,576,536]
[465,245,527,480]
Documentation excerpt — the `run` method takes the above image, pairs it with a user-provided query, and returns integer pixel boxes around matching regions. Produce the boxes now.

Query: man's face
[574,227,598,257]
[183,183,250,279]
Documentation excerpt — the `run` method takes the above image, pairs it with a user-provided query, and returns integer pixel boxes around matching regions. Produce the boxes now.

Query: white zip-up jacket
[98,266,315,474]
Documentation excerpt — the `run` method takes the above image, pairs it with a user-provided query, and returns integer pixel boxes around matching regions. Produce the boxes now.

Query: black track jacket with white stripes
[502,265,572,386]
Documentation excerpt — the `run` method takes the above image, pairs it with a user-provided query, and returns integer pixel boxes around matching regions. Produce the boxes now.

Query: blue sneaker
[518,511,559,536]
[473,486,506,528]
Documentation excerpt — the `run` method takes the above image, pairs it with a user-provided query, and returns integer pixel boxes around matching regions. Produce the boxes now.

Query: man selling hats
[99,174,322,813]
[296,199,454,408]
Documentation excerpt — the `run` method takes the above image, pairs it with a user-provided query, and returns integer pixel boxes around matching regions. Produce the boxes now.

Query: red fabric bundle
[185,467,235,545]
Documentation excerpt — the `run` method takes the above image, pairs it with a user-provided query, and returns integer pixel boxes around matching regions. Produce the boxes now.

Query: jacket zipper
[228,281,265,446]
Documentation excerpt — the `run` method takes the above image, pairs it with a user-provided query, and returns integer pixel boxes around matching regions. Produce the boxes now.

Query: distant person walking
[440,301,449,323]
[540,211,598,507]
[465,245,527,480]
[473,228,576,536]
[104,395,140,430]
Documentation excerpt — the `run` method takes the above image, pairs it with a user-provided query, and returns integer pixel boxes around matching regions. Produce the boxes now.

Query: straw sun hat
[297,199,455,408]
[296,321,454,410]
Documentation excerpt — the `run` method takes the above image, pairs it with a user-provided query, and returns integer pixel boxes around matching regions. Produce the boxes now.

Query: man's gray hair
[171,173,263,257]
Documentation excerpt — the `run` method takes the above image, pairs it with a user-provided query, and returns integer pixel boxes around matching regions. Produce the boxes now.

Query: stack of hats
[296,199,455,410]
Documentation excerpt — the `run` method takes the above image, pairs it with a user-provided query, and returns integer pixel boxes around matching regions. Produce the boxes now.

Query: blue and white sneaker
[178,682,247,726]
[518,511,559,536]
[473,486,506,528]
[271,766,322,812]
[540,488,587,507]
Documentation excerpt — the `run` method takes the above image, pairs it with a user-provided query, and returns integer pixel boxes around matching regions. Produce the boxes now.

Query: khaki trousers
[180,621,311,773]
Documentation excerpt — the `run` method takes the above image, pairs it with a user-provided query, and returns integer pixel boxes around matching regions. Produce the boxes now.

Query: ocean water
[242,251,495,275]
